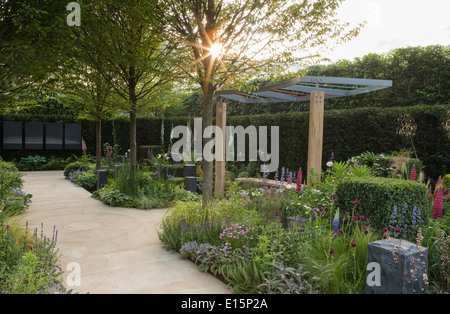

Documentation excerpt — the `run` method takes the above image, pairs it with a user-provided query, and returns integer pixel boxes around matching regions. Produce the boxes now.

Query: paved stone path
[20,171,231,294]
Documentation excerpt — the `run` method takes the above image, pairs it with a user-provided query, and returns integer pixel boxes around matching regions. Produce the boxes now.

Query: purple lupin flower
[332,209,340,235]
[280,167,285,183]
[332,218,339,231]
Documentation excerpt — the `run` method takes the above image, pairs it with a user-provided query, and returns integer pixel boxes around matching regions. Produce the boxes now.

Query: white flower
[286,184,293,189]
[326,161,334,168]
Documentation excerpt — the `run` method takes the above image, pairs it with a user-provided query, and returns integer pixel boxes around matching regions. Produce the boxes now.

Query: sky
[322,0,450,63]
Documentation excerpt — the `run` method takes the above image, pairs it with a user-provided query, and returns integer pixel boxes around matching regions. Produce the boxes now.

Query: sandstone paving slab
[19,171,232,294]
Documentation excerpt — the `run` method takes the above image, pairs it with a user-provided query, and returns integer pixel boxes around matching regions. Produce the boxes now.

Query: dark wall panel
[46,123,63,150]
[65,123,81,150]
[3,121,23,149]
[25,122,44,149]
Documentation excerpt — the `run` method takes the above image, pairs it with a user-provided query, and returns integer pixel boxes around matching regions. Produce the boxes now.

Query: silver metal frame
[216,76,393,103]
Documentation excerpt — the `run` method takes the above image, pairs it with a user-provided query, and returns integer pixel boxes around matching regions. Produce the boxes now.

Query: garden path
[19,171,231,294]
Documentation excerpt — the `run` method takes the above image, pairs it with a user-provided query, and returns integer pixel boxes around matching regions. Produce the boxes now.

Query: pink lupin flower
[433,178,443,219]
[409,165,417,181]
[296,168,303,192]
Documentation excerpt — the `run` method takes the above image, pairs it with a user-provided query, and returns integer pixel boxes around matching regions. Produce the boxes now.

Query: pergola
[213,76,393,196]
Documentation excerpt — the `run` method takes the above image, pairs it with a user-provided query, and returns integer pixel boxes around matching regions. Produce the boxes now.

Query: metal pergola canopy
[216,76,393,104]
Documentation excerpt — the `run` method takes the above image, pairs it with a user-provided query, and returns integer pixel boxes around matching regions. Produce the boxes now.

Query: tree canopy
[68,0,183,169]
[0,0,70,110]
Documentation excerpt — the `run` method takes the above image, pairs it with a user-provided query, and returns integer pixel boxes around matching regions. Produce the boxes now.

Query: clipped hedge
[334,176,432,232]
[226,104,450,181]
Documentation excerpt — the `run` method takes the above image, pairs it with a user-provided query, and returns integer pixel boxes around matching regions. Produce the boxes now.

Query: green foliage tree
[305,45,450,109]
[5,95,72,116]
[0,0,70,112]
[70,0,181,170]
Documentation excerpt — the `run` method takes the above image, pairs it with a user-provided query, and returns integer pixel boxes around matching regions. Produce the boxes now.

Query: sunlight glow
[208,42,224,60]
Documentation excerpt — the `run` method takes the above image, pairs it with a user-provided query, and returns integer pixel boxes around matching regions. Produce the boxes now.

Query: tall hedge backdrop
[2,104,449,181]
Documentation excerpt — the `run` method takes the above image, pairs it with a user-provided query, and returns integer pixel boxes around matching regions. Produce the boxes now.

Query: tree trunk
[130,108,137,171]
[201,84,215,209]
[96,119,102,170]
[129,68,137,172]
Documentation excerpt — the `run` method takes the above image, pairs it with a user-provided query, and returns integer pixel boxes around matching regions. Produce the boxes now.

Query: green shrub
[250,222,306,270]
[0,161,31,216]
[64,161,90,178]
[0,164,23,191]
[73,172,97,192]
[0,160,19,173]
[92,188,134,207]
[41,156,69,170]
[349,152,391,177]
[335,176,431,232]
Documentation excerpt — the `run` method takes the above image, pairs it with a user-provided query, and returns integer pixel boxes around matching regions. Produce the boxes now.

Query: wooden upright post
[307,91,325,186]
[215,102,227,197]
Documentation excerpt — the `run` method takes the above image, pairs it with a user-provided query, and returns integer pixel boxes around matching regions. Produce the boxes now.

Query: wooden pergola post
[307,91,325,186]
[215,102,227,197]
